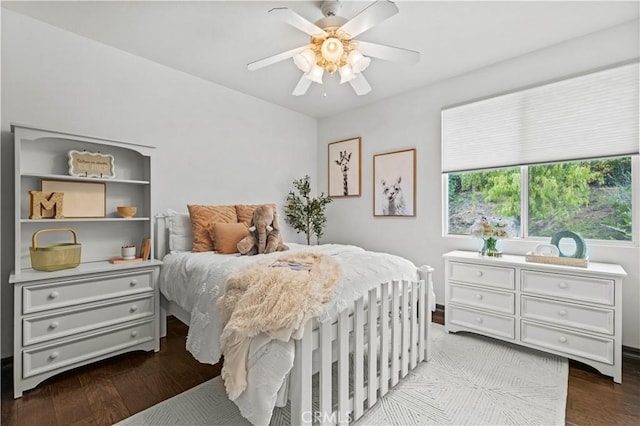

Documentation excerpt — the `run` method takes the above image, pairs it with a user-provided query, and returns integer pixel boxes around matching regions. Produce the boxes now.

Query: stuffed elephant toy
[237,204,289,255]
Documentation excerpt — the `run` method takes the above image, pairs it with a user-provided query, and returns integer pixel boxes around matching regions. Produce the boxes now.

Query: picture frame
[41,179,106,218]
[373,148,416,217]
[328,137,361,197]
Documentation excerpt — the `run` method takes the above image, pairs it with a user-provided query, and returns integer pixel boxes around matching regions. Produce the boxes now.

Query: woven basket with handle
[30,228,81,272]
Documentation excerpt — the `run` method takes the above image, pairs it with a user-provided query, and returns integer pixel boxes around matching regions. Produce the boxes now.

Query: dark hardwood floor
[1,317,221,426]
[1,313,639,425]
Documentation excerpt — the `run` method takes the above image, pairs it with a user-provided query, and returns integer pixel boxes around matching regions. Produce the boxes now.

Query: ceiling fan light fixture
[248,0,419,96]
[339,64,356,84]
[326,62,339,75]
[321,37,344,63]
[293,48,316,73]
[348,50,371,73]
[305,63,324,84]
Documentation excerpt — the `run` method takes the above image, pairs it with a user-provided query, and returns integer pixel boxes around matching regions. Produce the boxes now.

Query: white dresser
[10,124,162,397]
[443,250,626,383]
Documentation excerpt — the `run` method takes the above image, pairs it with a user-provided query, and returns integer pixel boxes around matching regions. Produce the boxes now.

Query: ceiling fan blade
[268,7,328,37]
[247,45,309,71]
[356,40,420,65]
[349,74,372,96]
[338,0,399,39]
[292,75,312,96]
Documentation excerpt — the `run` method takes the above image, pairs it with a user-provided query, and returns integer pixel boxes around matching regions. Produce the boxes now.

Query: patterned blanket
[217,252,340,400]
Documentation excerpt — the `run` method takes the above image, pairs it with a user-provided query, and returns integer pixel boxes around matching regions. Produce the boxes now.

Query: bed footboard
[290,273,433,425]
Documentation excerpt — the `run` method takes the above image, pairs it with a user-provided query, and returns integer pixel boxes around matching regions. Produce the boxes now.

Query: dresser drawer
[448,306,515,340]
[449,283,514,315]
[23,271,153,314]
[521,321,613,365]
[521,296,614,335]
[23,320,154,378]
[521,270,614,305]
[448,262,515,290]
[23,295,154,346]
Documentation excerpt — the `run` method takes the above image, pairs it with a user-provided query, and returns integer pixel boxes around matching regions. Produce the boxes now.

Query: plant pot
[121,246,136,260]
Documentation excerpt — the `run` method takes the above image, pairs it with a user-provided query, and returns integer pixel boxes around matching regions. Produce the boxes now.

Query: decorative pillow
[209,222,248,254]
[166,208,193,253]
[236,203,278,226]
[187,204,238,252]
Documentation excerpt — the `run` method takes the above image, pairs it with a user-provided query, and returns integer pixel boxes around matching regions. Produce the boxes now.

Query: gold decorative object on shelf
[117,206,137,218]
[29,191,64,219]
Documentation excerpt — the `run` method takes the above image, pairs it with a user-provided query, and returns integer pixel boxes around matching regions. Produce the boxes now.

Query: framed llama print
[328,137,361,197]
[373,148,416,217]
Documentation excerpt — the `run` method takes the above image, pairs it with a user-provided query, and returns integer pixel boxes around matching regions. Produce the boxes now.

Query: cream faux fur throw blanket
[217,252,341,400]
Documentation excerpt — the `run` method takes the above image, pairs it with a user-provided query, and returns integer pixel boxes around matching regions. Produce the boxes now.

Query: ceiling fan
[247,0,420,96]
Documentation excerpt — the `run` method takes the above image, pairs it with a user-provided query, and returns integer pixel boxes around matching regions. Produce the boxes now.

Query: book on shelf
[110,257,143,264]
[140,238,151,260]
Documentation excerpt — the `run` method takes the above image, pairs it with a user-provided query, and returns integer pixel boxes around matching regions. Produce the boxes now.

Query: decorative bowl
[117,206,137,219]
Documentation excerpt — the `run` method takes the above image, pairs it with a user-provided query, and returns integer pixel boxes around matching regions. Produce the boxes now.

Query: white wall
[0,10,317,358]
[318,20,640,348]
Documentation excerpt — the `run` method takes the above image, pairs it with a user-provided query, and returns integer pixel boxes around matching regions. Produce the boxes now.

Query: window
[447,167,521,236]
[446,157,633,241]
[442,62,638,243]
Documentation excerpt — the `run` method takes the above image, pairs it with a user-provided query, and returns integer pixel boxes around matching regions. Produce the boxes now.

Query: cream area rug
[117,325,568,426]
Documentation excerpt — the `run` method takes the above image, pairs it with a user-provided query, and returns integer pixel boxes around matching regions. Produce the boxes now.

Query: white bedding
[159,243,421,424]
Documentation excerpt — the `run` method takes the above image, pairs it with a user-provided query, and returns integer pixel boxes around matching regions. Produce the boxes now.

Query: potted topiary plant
[284,175,332,245]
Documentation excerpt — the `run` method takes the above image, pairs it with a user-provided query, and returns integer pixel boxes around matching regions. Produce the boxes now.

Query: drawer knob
[49,291,60,300]
[558,282,568,289]
[131,331,138,338]
[49,321,59,330]
[476,294,483,300]
[559,336,567,343]
[558,310,568,317]
[130,279,138,287]
[476,271,483,277]
[130,305,138,313]
[49,351,59,360]
[476,317,483,324]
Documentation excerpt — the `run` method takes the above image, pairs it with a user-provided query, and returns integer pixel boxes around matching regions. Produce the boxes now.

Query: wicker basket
[30,228,81,272]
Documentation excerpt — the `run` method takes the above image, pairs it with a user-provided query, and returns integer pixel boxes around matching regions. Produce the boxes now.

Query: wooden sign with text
[68,150,115,178]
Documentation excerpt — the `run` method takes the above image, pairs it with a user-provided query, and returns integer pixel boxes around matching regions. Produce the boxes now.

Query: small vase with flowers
[469,216,512,257]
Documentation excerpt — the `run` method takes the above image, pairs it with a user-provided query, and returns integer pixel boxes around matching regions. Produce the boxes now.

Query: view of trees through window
[447,157,632,241]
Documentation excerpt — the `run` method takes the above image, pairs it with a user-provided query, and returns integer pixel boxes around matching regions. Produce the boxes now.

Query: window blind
[441,62,639,173]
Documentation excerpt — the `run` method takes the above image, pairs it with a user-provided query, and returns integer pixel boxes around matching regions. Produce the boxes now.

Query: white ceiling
[3,1,639,118]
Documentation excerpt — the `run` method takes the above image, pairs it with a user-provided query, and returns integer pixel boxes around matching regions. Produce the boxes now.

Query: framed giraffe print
[328,137,361,197]
[373,148,416,217]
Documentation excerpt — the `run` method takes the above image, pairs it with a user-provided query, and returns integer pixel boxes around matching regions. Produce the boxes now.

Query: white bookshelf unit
[9,124,162,398]
[444,250,626,383]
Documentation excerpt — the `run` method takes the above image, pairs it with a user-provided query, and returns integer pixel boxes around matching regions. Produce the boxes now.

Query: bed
[155,210,434,425]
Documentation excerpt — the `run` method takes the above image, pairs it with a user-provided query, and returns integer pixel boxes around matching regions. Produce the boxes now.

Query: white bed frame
[155,216,433,425]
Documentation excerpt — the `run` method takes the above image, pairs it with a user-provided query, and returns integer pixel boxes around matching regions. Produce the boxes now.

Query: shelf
[9,259,163,284]
[21,217,151,223]
[11,124,160,398]
[21,172,150,185]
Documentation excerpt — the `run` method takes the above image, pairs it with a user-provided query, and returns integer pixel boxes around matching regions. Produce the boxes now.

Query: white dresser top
[443,250,627,278]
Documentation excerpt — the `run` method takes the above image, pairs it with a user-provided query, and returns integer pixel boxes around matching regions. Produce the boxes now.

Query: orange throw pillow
[187,205,237,252]
[236,203,277,226]
[210,223,248,254]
